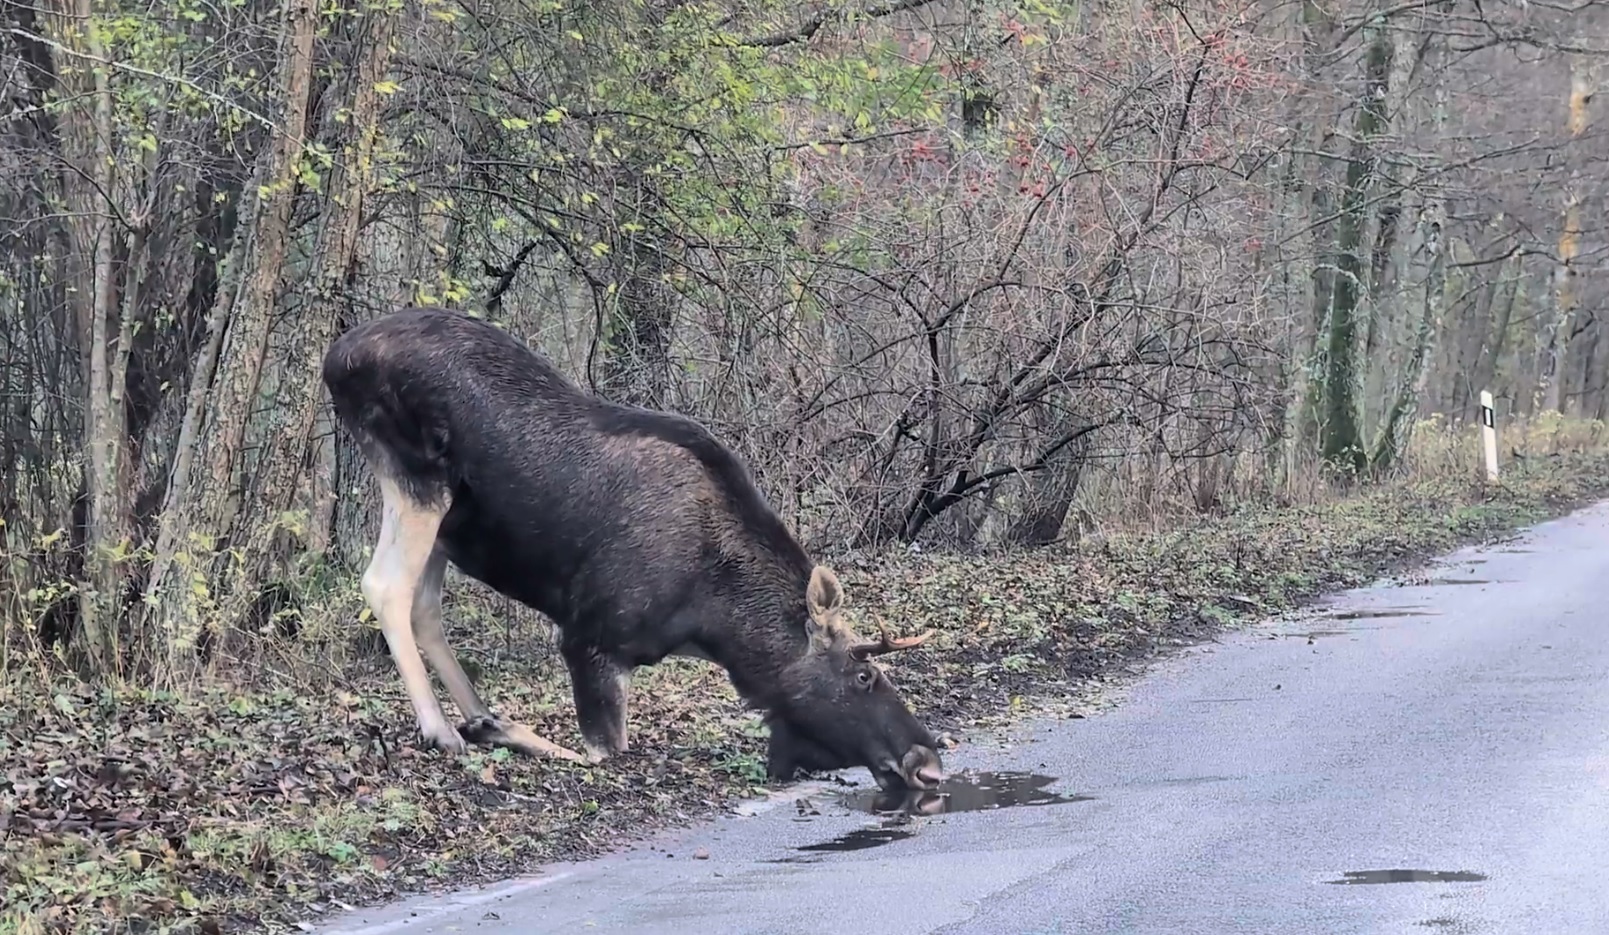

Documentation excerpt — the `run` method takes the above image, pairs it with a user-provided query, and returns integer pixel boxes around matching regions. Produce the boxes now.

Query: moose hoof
[458,715,585,763]
[582,740,626,765]
[457,714,504,745]
[421,721,469,755]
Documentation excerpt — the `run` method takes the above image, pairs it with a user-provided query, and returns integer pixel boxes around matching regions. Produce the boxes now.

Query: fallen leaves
[0,670,757,934]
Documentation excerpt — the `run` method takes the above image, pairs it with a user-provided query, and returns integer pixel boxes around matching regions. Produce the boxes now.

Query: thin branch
[741,0,941,47]
[5,26,279,134]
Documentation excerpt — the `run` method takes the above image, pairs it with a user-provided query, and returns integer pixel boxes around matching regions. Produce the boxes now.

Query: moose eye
[854,667,875,688]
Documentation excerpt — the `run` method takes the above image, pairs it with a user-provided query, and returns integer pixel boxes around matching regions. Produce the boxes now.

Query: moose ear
[804,565,844,653]
[806,565,844,623]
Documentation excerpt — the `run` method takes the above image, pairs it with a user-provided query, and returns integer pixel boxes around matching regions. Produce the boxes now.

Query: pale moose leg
[412,547,583,762]
[360,477,463,753]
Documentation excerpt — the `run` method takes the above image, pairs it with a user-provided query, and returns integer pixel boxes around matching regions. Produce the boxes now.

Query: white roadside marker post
[1480,390,1499,481]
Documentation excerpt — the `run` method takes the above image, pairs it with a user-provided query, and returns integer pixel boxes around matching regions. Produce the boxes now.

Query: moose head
[765,566,944,791]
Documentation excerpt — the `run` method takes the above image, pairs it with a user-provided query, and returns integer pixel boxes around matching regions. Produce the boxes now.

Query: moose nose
[902,745,944,789]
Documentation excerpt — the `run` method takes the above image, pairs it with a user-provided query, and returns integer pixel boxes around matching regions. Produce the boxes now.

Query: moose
[322,306,944,791]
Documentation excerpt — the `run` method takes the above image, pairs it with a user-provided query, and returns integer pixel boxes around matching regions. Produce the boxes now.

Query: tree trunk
[1319,19,1391,475]
[245,9,397,578]
[1372,203,1445,474]
[1536,57,1594,413]
[52,0,125,672]
[1370,7,1448,473]
[1287,0,1338,471]
[597,194,676,408]
[1005,410,1090,547]
[194,0,316,543]
[141,0,317,660]
[1567,313,1602,418]
[1471,256,1520,419]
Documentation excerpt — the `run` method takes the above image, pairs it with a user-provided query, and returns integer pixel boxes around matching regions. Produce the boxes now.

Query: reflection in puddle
[795,826,915,853]
[1326,869,1487,885]
[782,772,1093,859]
[838,771,1094,817]
[1327,607,1439,620]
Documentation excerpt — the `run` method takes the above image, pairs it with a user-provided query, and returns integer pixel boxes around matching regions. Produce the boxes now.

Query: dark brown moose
[322,307,944,790]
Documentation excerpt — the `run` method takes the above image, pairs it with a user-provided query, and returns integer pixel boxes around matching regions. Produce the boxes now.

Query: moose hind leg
[361,476,463,754]
[412,548,583,763]
[561,642,629,763]
[410,546,492,722]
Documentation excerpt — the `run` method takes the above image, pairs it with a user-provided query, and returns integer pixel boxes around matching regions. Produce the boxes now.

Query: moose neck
[700,560,815,711]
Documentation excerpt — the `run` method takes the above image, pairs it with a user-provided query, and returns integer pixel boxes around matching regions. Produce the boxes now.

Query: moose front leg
[411,546,584,763]
[561,642,630,763]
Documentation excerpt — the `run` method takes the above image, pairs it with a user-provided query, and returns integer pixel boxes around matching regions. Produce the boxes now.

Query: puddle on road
[1326,607,1440,620]
[837,771,1095,818]
[1325,869,1488,885]
[795,826,915,853]
[1421,578,1492,586]
[778,772,1093,860]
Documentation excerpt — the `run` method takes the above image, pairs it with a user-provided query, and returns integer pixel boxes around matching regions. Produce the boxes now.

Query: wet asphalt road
[320,500,1609,935]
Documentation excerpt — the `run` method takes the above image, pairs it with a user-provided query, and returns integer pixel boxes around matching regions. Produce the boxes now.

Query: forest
[2,0,1609,929]
[2,0,1606,676]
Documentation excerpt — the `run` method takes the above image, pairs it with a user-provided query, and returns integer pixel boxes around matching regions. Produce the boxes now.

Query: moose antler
[848,615,935,660]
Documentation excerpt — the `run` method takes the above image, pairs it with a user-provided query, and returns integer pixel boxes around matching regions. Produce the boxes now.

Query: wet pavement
[319,500,1609,935]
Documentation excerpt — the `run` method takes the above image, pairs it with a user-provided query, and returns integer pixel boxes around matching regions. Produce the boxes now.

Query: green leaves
[396,0,968,286]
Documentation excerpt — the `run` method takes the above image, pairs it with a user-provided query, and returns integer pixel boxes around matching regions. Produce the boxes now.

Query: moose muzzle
[879,743,944,791]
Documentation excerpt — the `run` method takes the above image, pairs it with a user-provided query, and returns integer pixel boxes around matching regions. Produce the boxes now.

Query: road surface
[320,500,1609,935]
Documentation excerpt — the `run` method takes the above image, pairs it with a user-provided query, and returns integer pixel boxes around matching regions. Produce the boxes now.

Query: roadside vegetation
[5,414,1607,933]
